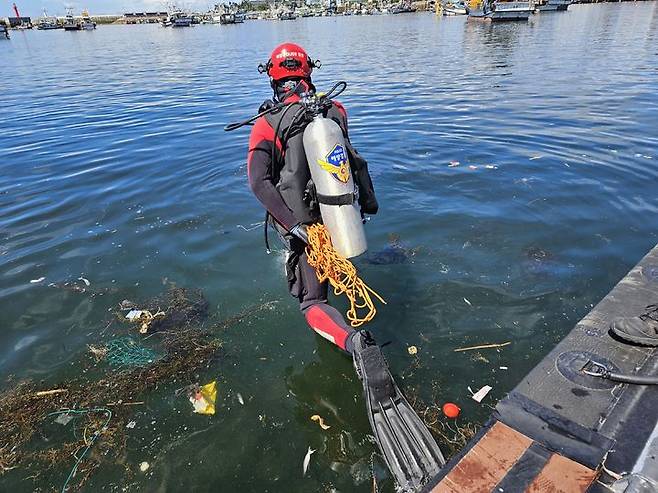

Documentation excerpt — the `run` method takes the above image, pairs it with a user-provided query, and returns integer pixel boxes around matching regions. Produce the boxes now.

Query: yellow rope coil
[306,224,386,327]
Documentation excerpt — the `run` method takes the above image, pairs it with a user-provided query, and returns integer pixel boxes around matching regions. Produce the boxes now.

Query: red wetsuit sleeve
[247,117,298,230]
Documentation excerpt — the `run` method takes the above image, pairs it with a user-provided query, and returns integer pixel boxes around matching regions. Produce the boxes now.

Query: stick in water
[34,389,69,397]
[454,341,511,352]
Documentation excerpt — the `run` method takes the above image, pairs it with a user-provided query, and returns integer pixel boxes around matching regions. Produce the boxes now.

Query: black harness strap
[316,192,356,206]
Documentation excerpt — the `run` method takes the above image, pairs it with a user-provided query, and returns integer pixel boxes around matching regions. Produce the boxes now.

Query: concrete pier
[425,244,658,492]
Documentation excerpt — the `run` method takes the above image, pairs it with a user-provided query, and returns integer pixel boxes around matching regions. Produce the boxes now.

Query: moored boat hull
[468,1,532,20]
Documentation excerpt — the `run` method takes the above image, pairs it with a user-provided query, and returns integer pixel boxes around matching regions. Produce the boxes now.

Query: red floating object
[442,402,461,419]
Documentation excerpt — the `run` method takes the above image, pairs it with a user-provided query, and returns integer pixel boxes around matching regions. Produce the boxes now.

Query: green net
[105,337,159,368]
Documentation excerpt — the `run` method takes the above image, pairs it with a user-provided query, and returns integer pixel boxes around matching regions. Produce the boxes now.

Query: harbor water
[1,3,658,491]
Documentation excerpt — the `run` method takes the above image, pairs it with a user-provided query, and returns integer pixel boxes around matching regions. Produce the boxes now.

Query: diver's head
[258,42,320,101]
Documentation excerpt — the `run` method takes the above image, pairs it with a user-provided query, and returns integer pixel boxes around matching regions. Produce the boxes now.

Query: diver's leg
[296,249,357,353]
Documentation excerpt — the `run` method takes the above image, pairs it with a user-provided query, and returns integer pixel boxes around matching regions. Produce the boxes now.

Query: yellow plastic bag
[189,381,217,415]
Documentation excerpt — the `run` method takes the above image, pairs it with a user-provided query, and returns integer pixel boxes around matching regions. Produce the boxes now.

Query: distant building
[6,16,31,27]
[124,12,168,17]
[122,12,168,24]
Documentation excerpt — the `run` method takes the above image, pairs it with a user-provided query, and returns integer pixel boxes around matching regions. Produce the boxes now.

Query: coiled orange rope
[306,224,386,327]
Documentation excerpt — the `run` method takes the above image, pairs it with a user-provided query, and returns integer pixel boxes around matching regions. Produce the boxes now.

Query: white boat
[443,1,467,15]
[467,0,533,20]
[536,0,570,11]
[37,9,60,29]
[63,8,82,30]
[164,10,193,27]
[81,10,96,30]
[216,11,244,24]
[277,10,297,20]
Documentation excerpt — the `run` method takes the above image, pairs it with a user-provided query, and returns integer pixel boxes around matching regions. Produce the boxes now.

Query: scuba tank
[225,81,374,258]
[303,115,367,258]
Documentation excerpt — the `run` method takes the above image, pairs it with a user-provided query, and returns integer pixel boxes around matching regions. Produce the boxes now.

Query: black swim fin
[352,332,445,492]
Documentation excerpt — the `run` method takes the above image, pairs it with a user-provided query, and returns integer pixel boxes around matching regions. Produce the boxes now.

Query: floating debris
[104,337,159,368]
[189,381,217,415]
[54,413,73,426]
[78,277,91,286]
[448,161,460,167]
[29,277,45,284]
[0,286,245,490]
[454,341,511,353]
[34,388,68,398]
[125,309,166,334]
[88,344,109,362]
[139,461,150,472]
[442,403,460,419]
[407,345,418,356]
[471,385,493,403]
[237,222,264,232]
[302,446,316,477]
[126,421,136,429]
[310,414,331,430]
[237,393,244,405]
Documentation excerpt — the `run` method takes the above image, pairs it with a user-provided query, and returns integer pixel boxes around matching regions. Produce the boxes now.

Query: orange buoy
[442,402,461,419]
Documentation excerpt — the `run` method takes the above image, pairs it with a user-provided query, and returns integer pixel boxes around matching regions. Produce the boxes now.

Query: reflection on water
[1,3,657,491]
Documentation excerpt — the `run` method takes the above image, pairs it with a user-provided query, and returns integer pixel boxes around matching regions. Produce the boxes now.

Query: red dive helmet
[259,42,320,82]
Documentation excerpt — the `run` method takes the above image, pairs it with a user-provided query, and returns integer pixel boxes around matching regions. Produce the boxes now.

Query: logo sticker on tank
[318,144,350,183]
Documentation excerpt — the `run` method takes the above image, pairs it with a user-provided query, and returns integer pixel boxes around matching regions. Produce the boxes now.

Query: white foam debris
[471,385,493,403]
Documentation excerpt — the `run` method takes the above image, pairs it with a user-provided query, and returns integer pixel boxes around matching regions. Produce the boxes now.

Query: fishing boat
[277,9,297,20]
[443,1,468,15]
[390,2,417,13]
[63,8,82,30]
[467,0,533,20]
[80,10,96,30]
[219,13,236,24]
[37,9,60,30]
[536,0,570,11]
[163,10,193,27]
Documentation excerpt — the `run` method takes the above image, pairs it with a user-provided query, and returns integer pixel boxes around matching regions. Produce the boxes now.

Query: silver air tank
[303,115,367,259]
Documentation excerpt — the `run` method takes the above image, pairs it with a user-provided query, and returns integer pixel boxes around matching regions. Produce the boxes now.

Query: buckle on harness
[316,185,359,207]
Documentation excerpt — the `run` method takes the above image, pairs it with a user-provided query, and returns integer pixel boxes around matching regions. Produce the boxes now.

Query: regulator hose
[224,79,306,132]
[583,360,658,385]
[224,104,279,132]
[323,81,347,100]
[224,81,347,132]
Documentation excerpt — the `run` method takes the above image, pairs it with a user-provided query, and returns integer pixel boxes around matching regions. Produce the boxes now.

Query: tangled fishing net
[306,224,386,327]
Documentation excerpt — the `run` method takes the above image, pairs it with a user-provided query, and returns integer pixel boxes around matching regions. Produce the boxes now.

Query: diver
[243,43,445,491]
[247,42,378,353]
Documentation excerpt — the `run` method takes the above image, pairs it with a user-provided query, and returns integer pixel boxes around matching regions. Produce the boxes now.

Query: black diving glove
[289,223,309,244]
